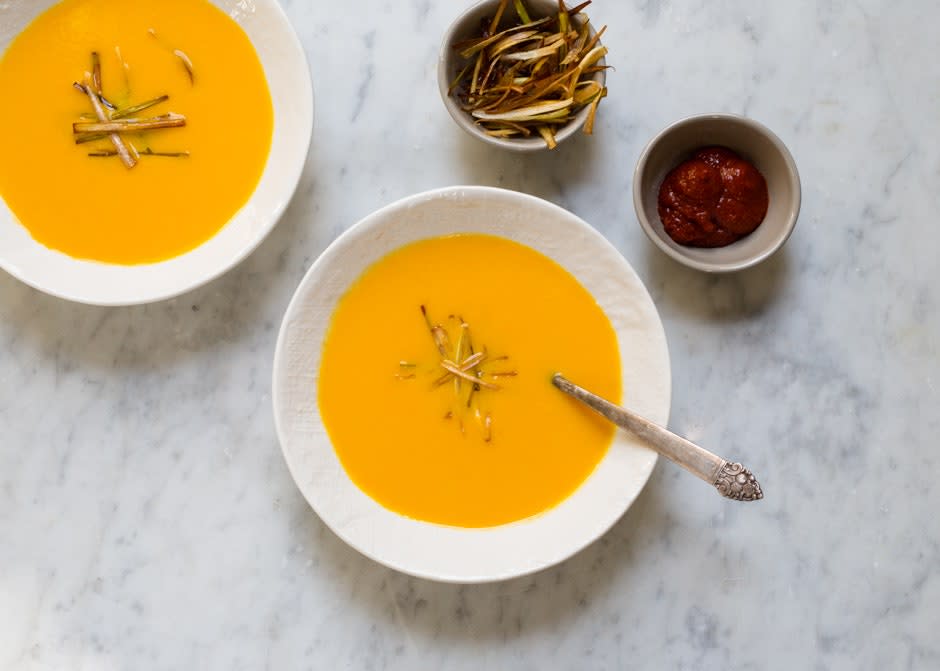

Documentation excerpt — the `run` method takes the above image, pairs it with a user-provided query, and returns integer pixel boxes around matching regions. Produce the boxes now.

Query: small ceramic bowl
[438,0,606,152]
[633,114,801,273]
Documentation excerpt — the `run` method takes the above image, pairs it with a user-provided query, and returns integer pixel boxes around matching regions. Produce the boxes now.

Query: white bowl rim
[632,113,802,273]
[272,185,672,583]
[0,0,313,306]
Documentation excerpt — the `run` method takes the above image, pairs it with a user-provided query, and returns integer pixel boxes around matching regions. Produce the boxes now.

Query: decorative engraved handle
[552,374,763,502]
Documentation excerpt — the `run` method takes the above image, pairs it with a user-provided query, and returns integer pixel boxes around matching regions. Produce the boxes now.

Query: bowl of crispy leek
[438,0,609,151]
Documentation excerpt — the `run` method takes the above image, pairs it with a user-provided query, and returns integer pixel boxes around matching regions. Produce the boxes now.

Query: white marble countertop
[2,1,938,669]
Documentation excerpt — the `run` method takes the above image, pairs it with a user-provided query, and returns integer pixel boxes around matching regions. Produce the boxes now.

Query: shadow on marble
[449,127,604,208]
[290,461,675,643]
[0,156,327,372]
[645,244,792,322]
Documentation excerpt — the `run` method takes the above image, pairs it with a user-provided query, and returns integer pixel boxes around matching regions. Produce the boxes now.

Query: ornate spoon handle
[552,374,763,501]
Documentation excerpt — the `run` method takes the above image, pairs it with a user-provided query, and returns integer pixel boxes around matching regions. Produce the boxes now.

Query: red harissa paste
[657,146,769,247]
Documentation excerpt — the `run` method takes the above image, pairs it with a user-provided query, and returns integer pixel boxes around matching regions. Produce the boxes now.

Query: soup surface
[0,0,273,264]
[318,234,622,528]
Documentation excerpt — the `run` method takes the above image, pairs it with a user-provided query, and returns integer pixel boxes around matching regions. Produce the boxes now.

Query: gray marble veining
[1,0,938,669]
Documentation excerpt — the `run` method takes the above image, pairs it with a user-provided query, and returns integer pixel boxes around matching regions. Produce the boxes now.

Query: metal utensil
[552,374,763,501]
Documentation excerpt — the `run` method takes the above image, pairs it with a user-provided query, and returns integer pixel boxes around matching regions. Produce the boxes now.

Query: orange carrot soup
[318,234,622,528]
[0,0,273,264]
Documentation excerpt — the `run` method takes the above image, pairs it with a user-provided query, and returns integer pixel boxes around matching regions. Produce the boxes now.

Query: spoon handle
[552,374,763,501]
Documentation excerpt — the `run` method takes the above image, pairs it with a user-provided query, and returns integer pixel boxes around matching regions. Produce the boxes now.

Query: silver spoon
[552,374,763,501]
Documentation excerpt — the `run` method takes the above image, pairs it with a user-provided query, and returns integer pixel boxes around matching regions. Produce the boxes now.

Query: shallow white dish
[0,0,312,306]
[272,186,671,583]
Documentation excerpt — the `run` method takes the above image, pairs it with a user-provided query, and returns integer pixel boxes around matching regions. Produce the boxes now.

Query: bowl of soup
[0,0,312,305]
[272,186,671,582]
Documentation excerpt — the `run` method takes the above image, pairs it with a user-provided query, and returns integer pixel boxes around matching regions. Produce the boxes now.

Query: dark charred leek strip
[140,147,190,157]
[88,148,190,158]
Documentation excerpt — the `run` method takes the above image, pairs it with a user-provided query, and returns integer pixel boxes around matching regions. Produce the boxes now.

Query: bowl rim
[437,0,606,153]
[0,0,314,306]
[632,113,801,273]
[272,185,672,583]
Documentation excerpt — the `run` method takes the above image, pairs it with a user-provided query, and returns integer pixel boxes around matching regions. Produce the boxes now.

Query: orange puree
[0,0,273,264]
[318,234,622,528]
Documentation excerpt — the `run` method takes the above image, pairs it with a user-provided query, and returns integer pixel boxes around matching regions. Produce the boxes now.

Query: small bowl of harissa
[633,114,801,273]
[438,0,609,152]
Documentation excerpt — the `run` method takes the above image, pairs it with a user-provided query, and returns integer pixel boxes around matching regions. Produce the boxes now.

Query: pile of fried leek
[450,0,608,149]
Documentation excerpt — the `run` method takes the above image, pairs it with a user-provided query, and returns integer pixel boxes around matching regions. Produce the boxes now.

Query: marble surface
[1,0,938,669]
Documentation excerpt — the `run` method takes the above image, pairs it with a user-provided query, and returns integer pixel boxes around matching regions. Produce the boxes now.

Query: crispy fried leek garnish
[397,306,518,442]
[174,49,195,84]
[73,113,186,134]
[91,52,102,95]
[72,50,188,168]
[75,75,136,169]
[450,0,608,148]
[88,147,190,158]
